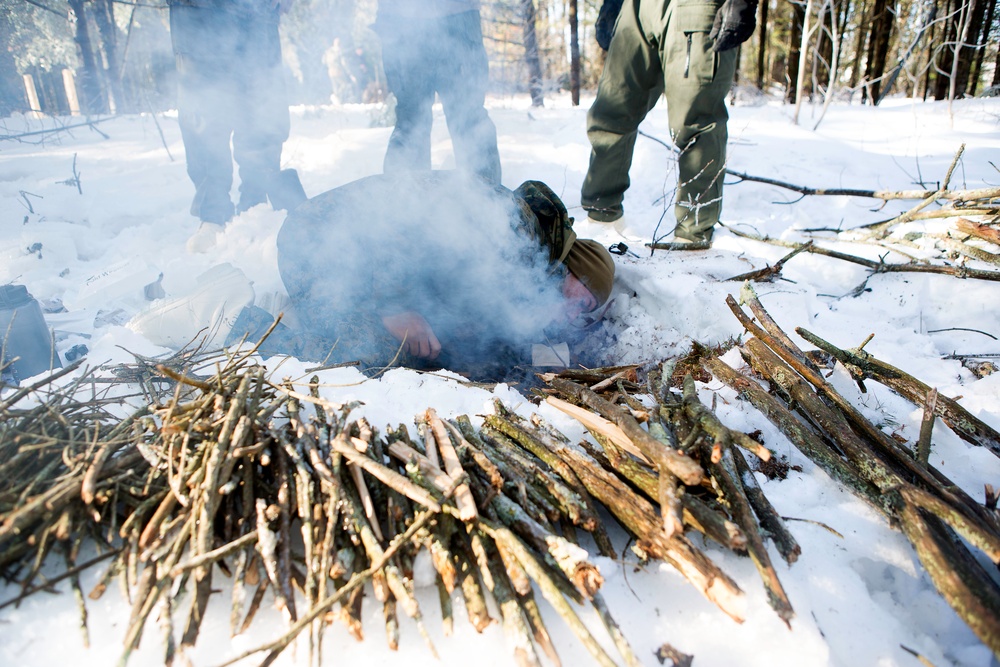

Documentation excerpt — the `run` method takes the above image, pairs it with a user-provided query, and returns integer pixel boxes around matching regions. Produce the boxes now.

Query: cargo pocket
[675,3,720,84]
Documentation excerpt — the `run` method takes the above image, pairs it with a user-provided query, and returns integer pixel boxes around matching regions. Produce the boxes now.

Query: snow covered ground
[1,92,999,667]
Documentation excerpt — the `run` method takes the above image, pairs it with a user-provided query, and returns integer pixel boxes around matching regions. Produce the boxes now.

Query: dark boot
[191,185,234,225]
[268,169,307,211]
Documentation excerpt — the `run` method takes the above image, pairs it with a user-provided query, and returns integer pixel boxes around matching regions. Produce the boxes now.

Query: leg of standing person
[436,11,501,184]
[379,18,437,173]
[660,0,736,242]
[580,0,663,223]
[232,4,301,213]
[170,3,238,224]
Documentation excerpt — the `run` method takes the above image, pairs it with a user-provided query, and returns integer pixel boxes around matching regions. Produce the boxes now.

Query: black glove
[709,0,758,52]
[596,0,624,50]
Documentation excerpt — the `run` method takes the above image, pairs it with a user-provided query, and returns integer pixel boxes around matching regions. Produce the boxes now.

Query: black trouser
[377,11,502,184]
[170,2,290,221]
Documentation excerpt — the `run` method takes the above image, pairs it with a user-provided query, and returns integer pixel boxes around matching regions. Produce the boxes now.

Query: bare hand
[381,311,442,360]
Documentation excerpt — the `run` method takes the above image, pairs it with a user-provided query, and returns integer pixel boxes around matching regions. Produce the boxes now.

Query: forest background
[0,0,998,124]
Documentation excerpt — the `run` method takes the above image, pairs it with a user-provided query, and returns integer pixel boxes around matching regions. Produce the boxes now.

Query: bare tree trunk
[994,18,1000,85]
[91,0,122,113]
[570,0,580,105]
[957,0,989,95]
[521,0,544,107]
[813,0,842,128]
[862,0,893,101]
[933,0,958,99]
[785,0,806,102]
[922,6,937,98]
[848,0,869,89]
[0,3,26,116]
[67,0,107,114]
[968,0,996,94]
[948,0,975,114]
[793,0,816,122]
[757,0,769,88]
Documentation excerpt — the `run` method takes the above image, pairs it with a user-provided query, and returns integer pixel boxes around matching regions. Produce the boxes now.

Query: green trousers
[581,0,737,241]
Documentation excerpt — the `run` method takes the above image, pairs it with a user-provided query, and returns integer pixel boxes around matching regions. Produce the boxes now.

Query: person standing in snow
[168,0,306,235]
[374,0,502,184]
[252,171,614,374]
[581,0,756,245]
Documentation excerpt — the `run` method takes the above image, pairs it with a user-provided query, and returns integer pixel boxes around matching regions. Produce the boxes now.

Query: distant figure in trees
[582,0,756,245]
[168,0,306,239]
[375,0,501,184]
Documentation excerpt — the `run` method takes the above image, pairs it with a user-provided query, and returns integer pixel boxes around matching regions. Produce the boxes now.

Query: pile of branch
[707,282,1000,655]
[686,145,1000,286]
[1,347,796,667]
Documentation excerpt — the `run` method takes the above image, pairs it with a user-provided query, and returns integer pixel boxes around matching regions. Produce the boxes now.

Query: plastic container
[0,284,61,385]
[128,263,255,349]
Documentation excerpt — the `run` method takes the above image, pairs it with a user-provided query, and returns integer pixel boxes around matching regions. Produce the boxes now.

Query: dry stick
[739,282,822,377]
[578,423,743,547]
[725,241,815,282]
[917,388,939,466]
[730,445,802,565]
[169,531,259,578]
[513,411,620,557]
[682,375,795,626]
[545,395,652,465]
[386,440,461,498]
[899,485,1000,563]
[346,439,385,543]
[436,575,454,637]
[743,337,907,494]
[723,162,1000,202]
[0,358,85,411]
[795,327,1000,459]
[645,423,686,539]
[216,509,439,667]
[425,408,477,521]
[547,376,704,485]
[453,536,495,632]
[484,411,606,537]
[539,431,746,621]
[317,433,441,511]
[0,549,120,610]
[897,498,1000,656]
[490,492,600,601]
[955,218,1000,245]
[448,418,505,495]
[477,520,620,667]
[742,338,1000,561]
[478,538,543,667]
[517,590,561,667]
[729,297,990,520]
[865,144,966,238]
[342,466,439,658]
[481,425,596,535]
[703,357,888,515]
[591,591,643,667]
[926,233,1000,267]
[725,228,1000,282]
[680,374,773,463]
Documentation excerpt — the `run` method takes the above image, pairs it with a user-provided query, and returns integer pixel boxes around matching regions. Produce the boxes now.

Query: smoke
[275,170,567,370]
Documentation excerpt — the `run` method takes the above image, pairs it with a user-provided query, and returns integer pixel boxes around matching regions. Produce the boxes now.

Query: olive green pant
[581,0,737,241]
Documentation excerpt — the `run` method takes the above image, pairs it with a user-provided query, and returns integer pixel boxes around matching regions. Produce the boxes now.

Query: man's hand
[709,0,758,52]
[381,311,442,360]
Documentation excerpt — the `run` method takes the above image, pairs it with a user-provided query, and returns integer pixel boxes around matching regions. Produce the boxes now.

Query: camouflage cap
[513,180,577,265]
[563,239,615,306]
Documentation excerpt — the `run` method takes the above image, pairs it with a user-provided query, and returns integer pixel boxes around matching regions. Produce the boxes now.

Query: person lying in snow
[232,171,616,374]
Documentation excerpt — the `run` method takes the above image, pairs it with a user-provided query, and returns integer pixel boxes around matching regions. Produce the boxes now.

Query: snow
[2,92,1000,667]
